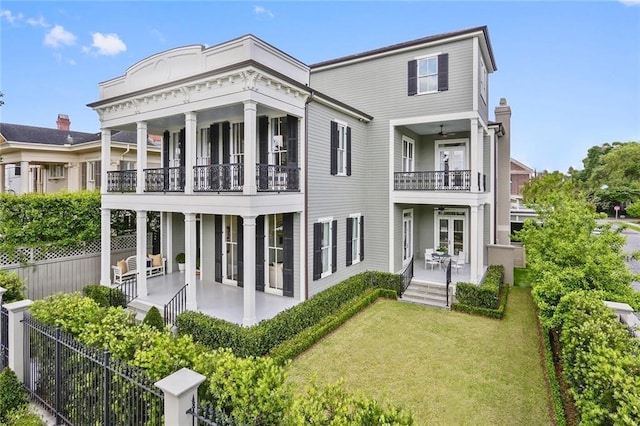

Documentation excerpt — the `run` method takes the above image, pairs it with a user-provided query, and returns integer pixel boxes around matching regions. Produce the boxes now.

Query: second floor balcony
[394,170,486,192]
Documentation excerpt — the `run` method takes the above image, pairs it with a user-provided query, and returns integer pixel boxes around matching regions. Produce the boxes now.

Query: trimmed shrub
[82,284,127,308]
[0,271,26,303]
[625,202,640,218]
[1,405,45,426]
[142,306,165,331]
[30,292,103,335]
[0,367,28,423]
[451,285,509,319]
[452,265,505,318]
[177,271,402,357]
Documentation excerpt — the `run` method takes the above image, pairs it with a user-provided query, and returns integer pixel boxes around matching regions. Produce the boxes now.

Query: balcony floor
[138,272,299,325]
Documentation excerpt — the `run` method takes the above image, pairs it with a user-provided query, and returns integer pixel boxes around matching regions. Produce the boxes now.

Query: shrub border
[541,326,567,426]
[451,284,509,319]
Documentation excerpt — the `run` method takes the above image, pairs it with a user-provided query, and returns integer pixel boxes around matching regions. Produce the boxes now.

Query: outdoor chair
[424,248,440,270]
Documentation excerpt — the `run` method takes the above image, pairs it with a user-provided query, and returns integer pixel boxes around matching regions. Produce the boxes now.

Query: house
[0,115,162,194]
[88,26,512,325]
[510,157,535,209]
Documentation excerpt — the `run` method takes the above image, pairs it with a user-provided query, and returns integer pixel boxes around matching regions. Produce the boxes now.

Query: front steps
[127,298,164,322]
[401,280,456,309]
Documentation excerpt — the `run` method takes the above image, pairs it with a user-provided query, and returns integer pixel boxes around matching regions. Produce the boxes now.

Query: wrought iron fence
[394,170,471,191]
[186,396,232,426]
[107,170,137,192]
[111,275,137,306]
[0,303,8,370]
[446,259,452,307]
[256,164,300,192]
[400,257,414,295]
[164,284,187,327]
[144,167,185,192]
[23,313,164,425]
[193,164,244,192]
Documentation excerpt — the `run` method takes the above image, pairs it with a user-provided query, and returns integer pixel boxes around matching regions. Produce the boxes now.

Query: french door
[223,216,238,282]
[436,213,465,258]
[437,141,467,189]
[266,214,284,294]
[402,209,413,264]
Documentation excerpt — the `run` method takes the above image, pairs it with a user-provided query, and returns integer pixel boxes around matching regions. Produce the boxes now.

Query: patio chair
[451,255,465,274]
[424,249,440,270]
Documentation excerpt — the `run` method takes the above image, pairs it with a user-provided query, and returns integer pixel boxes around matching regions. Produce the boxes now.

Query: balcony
[193,164,244,192]
[107,170,137,192]
[394,170,473,191]
[144,167,185,192]
[256,164,300,192]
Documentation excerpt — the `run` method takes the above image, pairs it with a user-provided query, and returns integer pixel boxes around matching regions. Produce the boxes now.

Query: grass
[286,287,550,426]
[514,267,534,288]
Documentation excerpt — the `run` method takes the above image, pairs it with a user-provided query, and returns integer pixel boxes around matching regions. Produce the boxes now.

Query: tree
[521,171,578,207]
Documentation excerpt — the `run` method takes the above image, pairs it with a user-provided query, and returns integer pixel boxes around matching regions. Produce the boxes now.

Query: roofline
[310,26,497,72]
[0,140,162,152]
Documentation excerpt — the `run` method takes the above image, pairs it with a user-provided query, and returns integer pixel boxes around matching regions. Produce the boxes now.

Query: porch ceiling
[404,119,470,136]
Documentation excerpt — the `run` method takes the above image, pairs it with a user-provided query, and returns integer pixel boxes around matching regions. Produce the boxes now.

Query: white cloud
[619,0,640,4]
[44,25,76,48]
[0,9,23,24]
[26,16,49,28]
[253,5,274,18]
[89,32,126,56]
[150,28,165,43]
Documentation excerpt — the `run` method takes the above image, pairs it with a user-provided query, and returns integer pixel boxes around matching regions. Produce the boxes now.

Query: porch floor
[412,258,472,284]
[136,272,299,325]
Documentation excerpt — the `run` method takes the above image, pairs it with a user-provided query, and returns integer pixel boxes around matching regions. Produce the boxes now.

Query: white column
[0,287,5,303]
[155,368,206,426]
[477,204,485,271]
[184,213,197,311]
[243,101,257,195]
[6,300,33,382]
[184,112,197,195]
[242,215,256,326]
[166,213,174,273]
[137,210,148,297]
[100,208,112,286]
[101,129,111,195]
[136,121,148,194]
[469,118,479,193]
[20,161,29,194]
[470,205,479,284]
[298,212,307,301]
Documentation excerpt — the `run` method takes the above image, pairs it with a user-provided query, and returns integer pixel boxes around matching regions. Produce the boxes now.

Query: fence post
[155,367,206,426]
[0,287,5,304]
[5,299,33,382]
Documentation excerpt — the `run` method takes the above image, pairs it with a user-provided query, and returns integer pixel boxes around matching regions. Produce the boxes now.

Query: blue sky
[1,1,639,173]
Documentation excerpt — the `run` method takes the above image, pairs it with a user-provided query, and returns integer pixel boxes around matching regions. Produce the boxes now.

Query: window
[231,123,244,165]
[313,218,337,280]
[402,137,414,172]
[48,164,65,179]
[330,121,351,176]
[267,214,284,292]
[407,53,448,96]
[197,128,211,166]
[270,117,288,167]
[479,58,488,103]
[347,215,364,266]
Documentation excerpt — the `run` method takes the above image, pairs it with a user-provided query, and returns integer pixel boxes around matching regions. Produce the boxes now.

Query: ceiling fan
[438,124,457,138]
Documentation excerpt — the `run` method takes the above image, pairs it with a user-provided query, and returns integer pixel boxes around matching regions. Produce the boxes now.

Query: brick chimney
[56,114,70,131]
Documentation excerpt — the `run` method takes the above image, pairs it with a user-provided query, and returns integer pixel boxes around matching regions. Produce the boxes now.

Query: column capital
[184,111,197,121]
[184,212,196,222]
[242,215,257,226]
[136,121,147,128]
[243,100,258,109]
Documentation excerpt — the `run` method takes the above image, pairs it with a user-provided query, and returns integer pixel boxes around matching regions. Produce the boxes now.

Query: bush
[142,306,165,331]
[30,292,103,335]
[451,285,509,319]
[625,203,640,218]
[452,265,505,318]
[1,405,45,426]
[82,284,127,308]
[0,271,26,303]
[0,367,28,423]
[177,271,402,357]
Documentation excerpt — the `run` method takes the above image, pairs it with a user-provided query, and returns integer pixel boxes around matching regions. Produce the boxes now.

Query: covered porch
[413,258,472,284]
[130,272,299,325]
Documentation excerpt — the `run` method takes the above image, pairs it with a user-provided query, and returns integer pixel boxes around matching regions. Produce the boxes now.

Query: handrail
[164,283,188,327]
[110,276,137,306]
[445,259,452,307]
[400,257,414,295]
[394,170,471,191]
[106,170,137,192]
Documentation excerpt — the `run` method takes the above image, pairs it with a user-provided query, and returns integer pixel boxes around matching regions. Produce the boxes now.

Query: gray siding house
[89,26,511,325]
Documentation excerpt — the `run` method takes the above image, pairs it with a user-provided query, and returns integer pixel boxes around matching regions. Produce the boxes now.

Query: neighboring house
[510,157,535,209]
[88,26,512,325]
[0,114,162,194]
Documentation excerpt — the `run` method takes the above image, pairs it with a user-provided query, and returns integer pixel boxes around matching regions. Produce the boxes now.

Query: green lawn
[286,288,550,425]
[514,267,534,288]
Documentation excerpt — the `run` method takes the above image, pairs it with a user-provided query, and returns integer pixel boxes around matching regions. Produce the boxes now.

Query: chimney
[56,114,70,131]
[494,97,512,246]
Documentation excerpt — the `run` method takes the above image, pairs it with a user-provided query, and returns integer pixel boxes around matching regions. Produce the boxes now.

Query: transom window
[418,56,438,94]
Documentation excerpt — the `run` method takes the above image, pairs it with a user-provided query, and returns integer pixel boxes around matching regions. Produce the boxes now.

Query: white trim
[348,213,362,266]
[390,111,478,128]
[388,124,395,273]
[413,51,441,60]
[349,212,362,218]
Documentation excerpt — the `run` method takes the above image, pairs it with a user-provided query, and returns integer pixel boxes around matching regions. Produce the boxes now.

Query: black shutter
[346,127,352,176]
[222,122,231,189]
[408,59,417,96]
[163,131,170,191]
[210,124,219,164]
[283,213,294,297]
[81,162,87,190]
[179,128,186,168]
[287,115,299,190]
[360,216,365,261]
[237,216,243,288]
[331,220,337,273]
[330,121,338,175]
[313,222,322,281]
[255,215,265,292]
[438,53,449,92]
[258,117,269,190]
[214,215,222,282]
[346,218,353,267]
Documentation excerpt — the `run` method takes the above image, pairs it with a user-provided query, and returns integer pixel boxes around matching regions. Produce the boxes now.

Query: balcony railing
[193,164,244,192]
[106,170,137,192]
[144,167,185,192]
[394,170,472,191]
[256,164,300,192]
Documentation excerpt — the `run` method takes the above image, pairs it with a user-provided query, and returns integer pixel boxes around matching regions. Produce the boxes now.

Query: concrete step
[401,294,449,309]
[128,298,164,322]
[401,281,457,308]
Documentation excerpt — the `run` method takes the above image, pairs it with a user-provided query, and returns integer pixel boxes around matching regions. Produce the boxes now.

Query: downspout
[304,90,315,300]
[120,144,131,169]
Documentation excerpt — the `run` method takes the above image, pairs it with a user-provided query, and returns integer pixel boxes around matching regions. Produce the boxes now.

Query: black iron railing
[23,313,164,425]
[446,259,452,307]
[144,167,185,192]
[164,284,188,327]
[400,257,414,295]
[394,170,471,191]
[256,164,300,192]
[111,276,137,306]
[193,164,244,192]
[186,396,231,425]
[107,170,137,192]
[0,304,8,370]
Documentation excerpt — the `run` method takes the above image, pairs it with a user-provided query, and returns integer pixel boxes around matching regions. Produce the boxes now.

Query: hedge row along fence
[451,265,508,319]
[176,271,403,358]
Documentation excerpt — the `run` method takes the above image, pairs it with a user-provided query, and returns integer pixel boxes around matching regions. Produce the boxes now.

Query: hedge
[541,328,567,426]
[451,265,507,318]
[451,285,509,319]
[177,271,403,357]
[82,284,127,308]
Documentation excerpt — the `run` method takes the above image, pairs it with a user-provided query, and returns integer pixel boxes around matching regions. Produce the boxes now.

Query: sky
[1,1,639,173]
